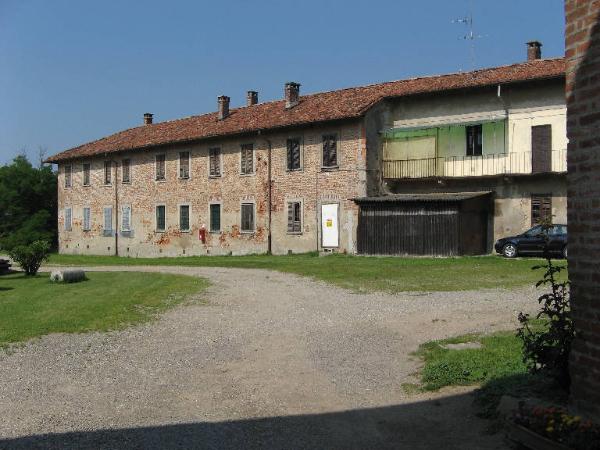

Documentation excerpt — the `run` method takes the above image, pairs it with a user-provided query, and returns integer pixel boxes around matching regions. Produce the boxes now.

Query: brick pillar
[565,0,600,419]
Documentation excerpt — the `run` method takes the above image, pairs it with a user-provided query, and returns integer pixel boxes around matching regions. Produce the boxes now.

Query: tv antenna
[452,2,484,69]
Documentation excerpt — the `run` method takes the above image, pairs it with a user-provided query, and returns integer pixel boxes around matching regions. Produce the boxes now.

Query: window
[122,159,131,183]
[532,125,552,173]
[287,201,302,233]
[64,165,72,188]
[531,194,552,226]
[121,206,131,232]
[210,204,221,232]
[179,205,190,231]
[103,207,113,235]
[241,203,254,232]
[104,161,112,185]
[287,138,302,171]
[83,163,90,186]
[240,143,254,175]
[466,125,483,156]
[322,134,338,168]
[156,154,166,181]
[64,208,72,231]
[156,205,166,232]
[179,152,190,179]
[83,207,91,231]
[209,147,221,177]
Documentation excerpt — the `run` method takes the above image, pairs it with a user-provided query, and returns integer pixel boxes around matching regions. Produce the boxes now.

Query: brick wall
[565,0,600,419]
[57,120,367,257]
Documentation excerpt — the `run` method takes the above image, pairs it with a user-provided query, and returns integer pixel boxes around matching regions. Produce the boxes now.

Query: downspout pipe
[109,154,119,257]
[261,134,273,255]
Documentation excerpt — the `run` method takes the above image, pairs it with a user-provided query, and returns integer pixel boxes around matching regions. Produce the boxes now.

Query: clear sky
[0,0,565,165]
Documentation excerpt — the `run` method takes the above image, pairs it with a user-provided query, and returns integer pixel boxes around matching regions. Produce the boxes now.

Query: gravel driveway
[0,265,540,449]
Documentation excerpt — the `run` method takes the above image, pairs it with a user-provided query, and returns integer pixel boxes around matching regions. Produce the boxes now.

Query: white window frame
[82,207,91,231]
[178,151,191,180]
[121,205,132,232]
[240,201,255,233]
[155,154,166,181]
[64,164,72,188]
[64,207,72,231]
[179,203,191,232]
[155,204,166,232]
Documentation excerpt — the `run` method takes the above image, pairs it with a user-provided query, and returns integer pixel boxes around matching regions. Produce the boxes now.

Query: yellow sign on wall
[326,219,333,227]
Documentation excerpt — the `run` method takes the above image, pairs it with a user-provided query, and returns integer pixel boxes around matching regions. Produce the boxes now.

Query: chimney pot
[247,91,259,106]
[218,95,230,120]
[526,41,542,61]
[284,82,301,109]
[143,113,153,125]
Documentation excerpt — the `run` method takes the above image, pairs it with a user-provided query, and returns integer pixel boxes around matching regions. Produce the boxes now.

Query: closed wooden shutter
[121,206,131,231]
[209,148,221,176]
[104,207,112,232]
[241,144,253,174]
[532,125,552,173]
[83,207,91,231]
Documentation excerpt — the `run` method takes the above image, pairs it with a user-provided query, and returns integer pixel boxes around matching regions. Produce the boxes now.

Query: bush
[9,240,51,276]
[517,256,574,390]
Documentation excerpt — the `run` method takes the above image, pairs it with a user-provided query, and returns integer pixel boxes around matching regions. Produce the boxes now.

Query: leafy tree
[0,155,57,251]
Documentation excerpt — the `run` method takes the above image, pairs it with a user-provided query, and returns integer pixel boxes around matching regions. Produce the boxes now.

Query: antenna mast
[452,1,483,69]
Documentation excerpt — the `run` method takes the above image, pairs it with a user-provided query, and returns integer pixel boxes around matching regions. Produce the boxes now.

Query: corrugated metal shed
[353,191,492,203]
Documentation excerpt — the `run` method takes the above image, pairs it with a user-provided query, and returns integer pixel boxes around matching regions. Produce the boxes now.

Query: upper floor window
[466,125,483,156]
[104,161,112,185]
[179,152,190,179]
[122,159,131,183]
[64,165,72,188]
[156,154,166,181]
[287,138,302,171]
[82,163,90,186]
[240,144,254,175]
[322,134,338,168]
[209,147,221,177]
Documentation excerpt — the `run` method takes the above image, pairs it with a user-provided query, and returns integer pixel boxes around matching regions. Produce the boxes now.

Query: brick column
[565,0,600,419]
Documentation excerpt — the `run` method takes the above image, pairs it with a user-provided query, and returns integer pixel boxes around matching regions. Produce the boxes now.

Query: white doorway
[321,203,339,248]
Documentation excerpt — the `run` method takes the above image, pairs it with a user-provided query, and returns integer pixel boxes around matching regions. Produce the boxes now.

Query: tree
[0,155,57,251]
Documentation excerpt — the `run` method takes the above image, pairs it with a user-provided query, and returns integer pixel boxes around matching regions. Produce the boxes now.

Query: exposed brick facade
[565,0,600,419]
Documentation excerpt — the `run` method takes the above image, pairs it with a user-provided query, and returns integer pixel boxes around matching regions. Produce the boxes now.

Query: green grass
[413,324,567,419]
[45,253,566,293]
[0,271,208,347]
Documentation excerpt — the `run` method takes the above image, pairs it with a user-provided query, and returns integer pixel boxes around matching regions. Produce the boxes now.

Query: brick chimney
[247,91,258,106]
[527,41,542,61]
[218,95,230,120]
[143,113,153,125]
[284,82,301,109]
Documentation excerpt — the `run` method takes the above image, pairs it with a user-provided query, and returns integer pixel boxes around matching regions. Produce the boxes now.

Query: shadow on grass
[0,391,505,450]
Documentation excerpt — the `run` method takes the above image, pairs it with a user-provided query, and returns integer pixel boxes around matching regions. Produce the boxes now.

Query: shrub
[8,240,51,276]
[517,256,574,390]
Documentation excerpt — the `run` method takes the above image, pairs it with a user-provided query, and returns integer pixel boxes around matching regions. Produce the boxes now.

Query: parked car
[495,224,568,258]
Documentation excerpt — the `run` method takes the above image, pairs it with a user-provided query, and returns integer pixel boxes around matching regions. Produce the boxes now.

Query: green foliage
[8,240,51,275]
[0,271,208,346]
[0,155,57,251]
[44,253,564,293]
[517,257,574,390]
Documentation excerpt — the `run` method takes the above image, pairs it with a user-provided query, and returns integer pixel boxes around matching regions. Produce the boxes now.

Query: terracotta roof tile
[46,58,565,163]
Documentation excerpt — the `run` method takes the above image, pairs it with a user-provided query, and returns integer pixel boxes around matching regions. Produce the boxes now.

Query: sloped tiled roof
[46,58,565,163]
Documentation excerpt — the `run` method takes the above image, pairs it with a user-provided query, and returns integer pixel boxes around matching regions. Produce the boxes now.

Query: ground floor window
[531,194,552,226]
[241,203,254,232]
[156,205,166,232]
[64,207,72,231]
[179,205,190,231]
[210,204,221,232]
[83,207,91,231]
[287,201,302,233]
[121,206,131,232]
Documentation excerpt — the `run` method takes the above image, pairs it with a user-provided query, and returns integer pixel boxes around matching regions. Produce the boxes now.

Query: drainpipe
[110,154,119,257]
[267,138,272,255]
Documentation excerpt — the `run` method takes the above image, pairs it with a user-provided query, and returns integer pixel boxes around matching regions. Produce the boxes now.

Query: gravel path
[0,265,540,449]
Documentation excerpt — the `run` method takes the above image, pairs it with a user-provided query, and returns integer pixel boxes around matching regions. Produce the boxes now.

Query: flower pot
[506,421,572,450]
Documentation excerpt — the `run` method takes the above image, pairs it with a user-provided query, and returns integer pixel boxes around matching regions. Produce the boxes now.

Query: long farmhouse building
[47,42,567,257]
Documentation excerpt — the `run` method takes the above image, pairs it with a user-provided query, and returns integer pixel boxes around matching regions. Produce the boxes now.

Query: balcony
[382,150,567,179]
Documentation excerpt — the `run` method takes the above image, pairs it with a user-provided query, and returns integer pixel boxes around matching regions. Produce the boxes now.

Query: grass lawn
[0,271,208,347]
[412,327,567,418]
[45,253,567,293]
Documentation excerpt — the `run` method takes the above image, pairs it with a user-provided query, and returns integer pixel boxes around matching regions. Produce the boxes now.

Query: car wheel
[502,243,517,258]
[563,245,568,259]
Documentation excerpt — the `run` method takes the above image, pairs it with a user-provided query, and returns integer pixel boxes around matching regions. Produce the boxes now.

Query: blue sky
[0,0,565,165]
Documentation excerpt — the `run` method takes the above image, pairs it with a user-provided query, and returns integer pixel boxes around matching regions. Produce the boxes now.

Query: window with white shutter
[103,207,113,236]
[64,208,72,231]
[121,206,131,232]
[83,207,91,231]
